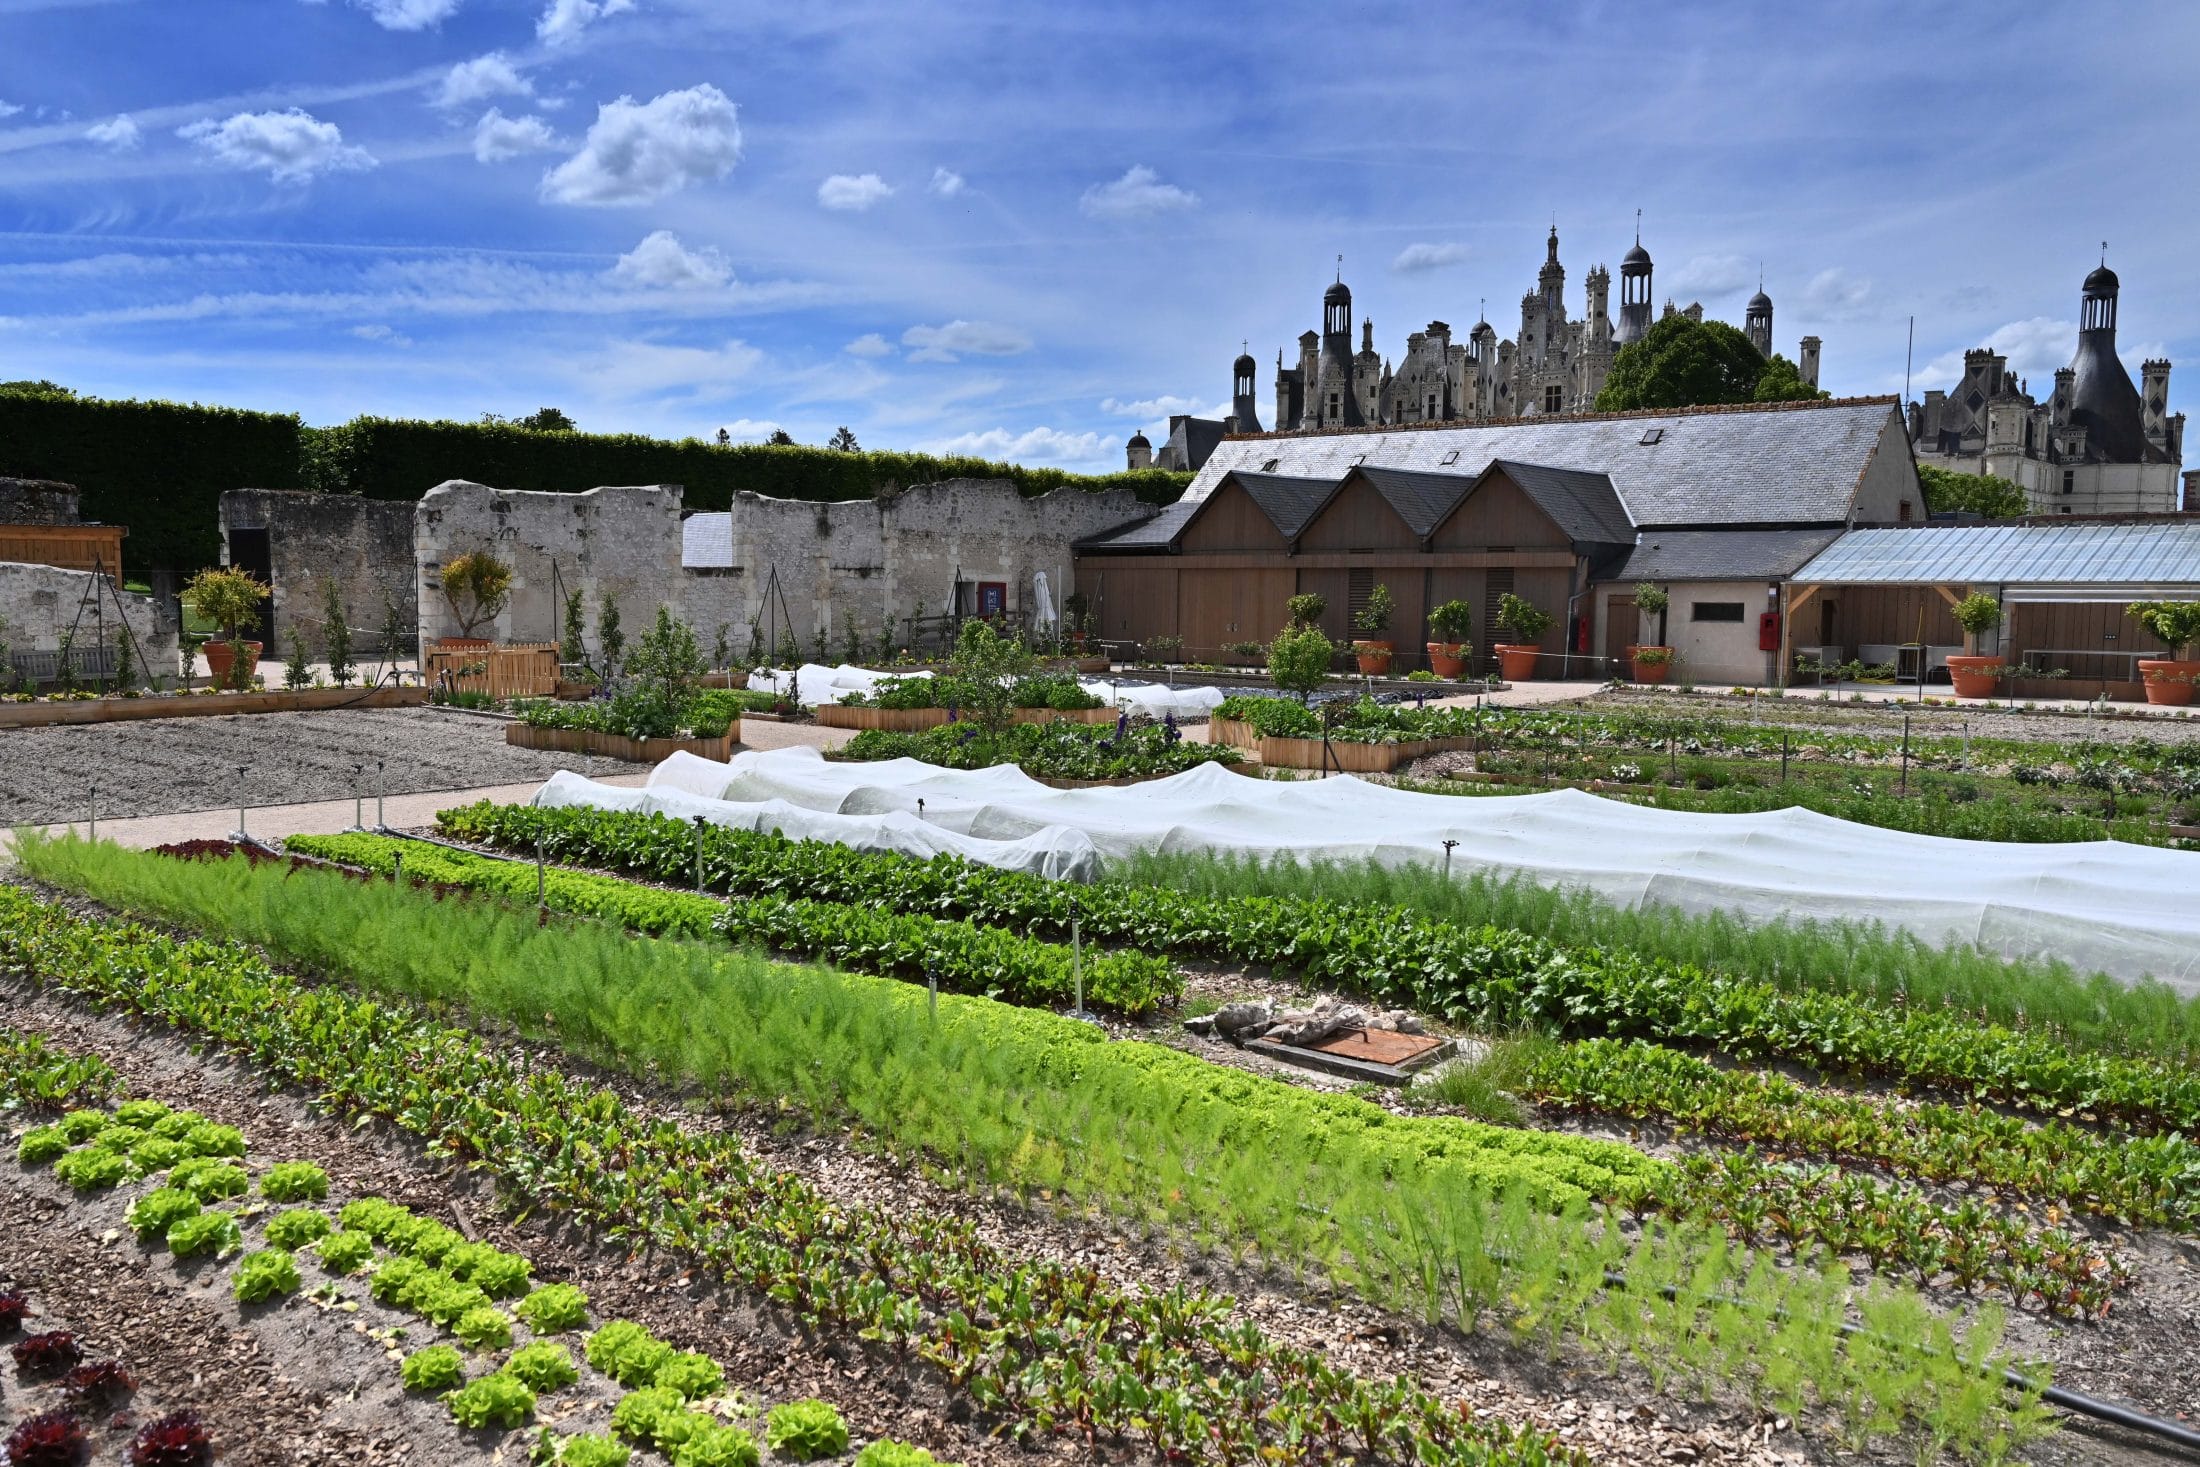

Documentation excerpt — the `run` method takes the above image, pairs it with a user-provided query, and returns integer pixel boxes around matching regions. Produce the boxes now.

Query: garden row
[838,720,1237,780]
[4,1046,909,1467]
[430,803,2200,1131]
[0,880,1601,1467]
[279,832,2136,1319]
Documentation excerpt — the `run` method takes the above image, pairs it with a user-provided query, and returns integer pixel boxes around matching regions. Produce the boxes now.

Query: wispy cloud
[901,319,1031,362]
[352,0,462,31]
[1078,165,1196,219]
[919,425,1106,466]
[540,84,740,206]
[1664,253,1753,298]
[84,116,141,151]
[843,333,893,358]
[927,166,965,197]
[1390,242,1467,274]
[350,322,413,346]
[818,172,893,211]
[434,53,532,110]
[537,0,634,46]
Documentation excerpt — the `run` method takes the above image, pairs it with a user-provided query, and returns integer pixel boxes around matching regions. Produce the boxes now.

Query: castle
[1128,225,1822,469]
[1908,261,2184,515]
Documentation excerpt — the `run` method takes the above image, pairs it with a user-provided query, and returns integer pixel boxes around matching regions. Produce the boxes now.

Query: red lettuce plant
[13,1329,82,1376]
[0,1286,29,1333]
[62,1357,136,1413]
[4,1408,90,1466]
[127,1410,215,1467]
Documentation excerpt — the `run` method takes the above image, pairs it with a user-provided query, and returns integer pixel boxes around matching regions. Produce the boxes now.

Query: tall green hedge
[0,392,302,576]
[300,417,1189,511]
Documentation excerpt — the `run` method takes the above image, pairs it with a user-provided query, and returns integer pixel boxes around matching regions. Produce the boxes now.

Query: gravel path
[1568,688,2200,747]
[0,707,635,826]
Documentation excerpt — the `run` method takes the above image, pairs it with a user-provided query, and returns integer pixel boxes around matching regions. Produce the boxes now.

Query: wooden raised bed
[506,720,740,763]
[1256,734,1471,772]
[1208,716,1255,749]
[0,684,425,729]
[815,704,953,732]
[1009,706,1115,725]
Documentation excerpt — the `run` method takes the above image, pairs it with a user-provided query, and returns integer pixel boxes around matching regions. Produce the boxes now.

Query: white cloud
[844,333,893,358]
[84,115,140,151]
[1390,242,1468,274]
[350,323,413,346]
[435,53,532,109]
[176,108,375,183]
[928,166,965,197]
[1664,253,1753,297]
[900,319,1032,363]
[921,426,1107,466]
[0,101,22,120]
[538,0,634,46]
[474,109,557,163]
[1101,394,1202,417]
[353,0,461,30]
[1917,317,2073,392]
[590,337,762,397]
[1802,266,1873,314]
[610,229,731,289]
[540,84,741,206]
[1078,165,1196,220]
[716,418,782,442]
[818,172,893,211]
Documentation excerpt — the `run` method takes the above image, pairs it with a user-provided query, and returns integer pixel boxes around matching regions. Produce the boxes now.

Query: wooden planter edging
[505,721,740,763]
[1255,733,1472,772]
[815,705,954,732]
[1009,706,1116,725]
[0,685,426,729]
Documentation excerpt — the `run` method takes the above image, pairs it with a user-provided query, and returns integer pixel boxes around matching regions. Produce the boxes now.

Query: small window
[1898,500,1913,522]
[1691,602,1746,623]
[1260,458,1279,472]
[2062,469,2075,494]
[1639,428,1663,445]
[1439,449,1461,466]
[1328,393,1340,416]
[1544,385,1563,413]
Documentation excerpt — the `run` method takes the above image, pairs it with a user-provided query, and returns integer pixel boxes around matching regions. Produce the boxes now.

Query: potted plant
[1351,582,1395,674]
[2128,600,2200,706]
[438,550,514,648]
[1629,581,1674,683]
[1493,592,1552,682]
[181,565,270,691]
[1945,592,2007,698]
[1063,592,1091,651]
[1426,600,1473,679]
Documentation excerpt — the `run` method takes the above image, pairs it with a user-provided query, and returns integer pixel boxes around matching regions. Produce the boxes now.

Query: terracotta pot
[1352,639,1393,675]
[1631,649,1674,685]
[1944,653,2004,699]
[1495,643,1540,682]
[1426,642,1468,679]
[203,639,262,688]
[2138,659,2200,707]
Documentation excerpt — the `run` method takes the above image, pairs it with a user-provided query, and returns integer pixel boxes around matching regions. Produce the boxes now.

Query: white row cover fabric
[743,663,1224,720]
[530,759,1101,882]
[596,746,2200,991]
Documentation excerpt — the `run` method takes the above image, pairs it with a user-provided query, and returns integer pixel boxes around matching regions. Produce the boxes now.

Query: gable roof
[1476,460,1634,545]
[1348,466,1473,538]
[1614,526,1848,583]
[1074,500,1190,551]
[1228,471,1336,540]
[1179,397,1902,528]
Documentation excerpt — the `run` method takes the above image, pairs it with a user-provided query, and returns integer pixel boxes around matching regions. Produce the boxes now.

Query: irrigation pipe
[298,827,2200,1456]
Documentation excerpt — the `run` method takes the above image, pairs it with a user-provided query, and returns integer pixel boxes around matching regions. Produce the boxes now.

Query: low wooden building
[1076,396,1916,679]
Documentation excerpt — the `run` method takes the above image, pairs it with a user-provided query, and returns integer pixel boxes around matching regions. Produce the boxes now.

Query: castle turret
[1125,430,1152,471]
[2065,259,2150,463]
[1537,225,1565,316]
[1231,349,1263,434]
[1745,281,1773,358]
[1617,231,1652,345]
[1799,335,1821,388]
[2142,358,2171,444]
[1584,265,1611,350]
[1317,276,1363,427]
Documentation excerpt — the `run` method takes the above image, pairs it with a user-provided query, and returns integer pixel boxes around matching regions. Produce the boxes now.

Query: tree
[321,578,354,687]
[1267,624,1334,703]
[519,407,576,432]
[827,426,860,452]
[1753,353,1830,404]
[622,606,707,734]
[438,550,513,640]
[767,429,797,446]
[947,619,1031,735]
[1917,464,2027,519]
[1595,314,1769,412]
[0,379,74,398]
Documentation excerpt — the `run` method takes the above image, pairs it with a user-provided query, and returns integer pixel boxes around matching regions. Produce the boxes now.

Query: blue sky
[2,0,2195,475]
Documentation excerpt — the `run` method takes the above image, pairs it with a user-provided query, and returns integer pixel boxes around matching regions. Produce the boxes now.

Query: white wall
[1668,581,1777,685]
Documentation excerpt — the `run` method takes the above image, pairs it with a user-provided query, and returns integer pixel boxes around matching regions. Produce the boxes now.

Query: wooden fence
[424,641,560,699]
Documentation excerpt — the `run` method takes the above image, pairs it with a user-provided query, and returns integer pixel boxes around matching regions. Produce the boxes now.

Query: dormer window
[1639,428,1664,445]
[1439,449,1461,466]
[1261,458,1280,473]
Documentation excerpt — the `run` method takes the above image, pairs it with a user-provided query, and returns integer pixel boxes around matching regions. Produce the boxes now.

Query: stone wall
[0,477,82,526]
[413,480,682,652]
[0,561,179,687]
[220,490,418,655]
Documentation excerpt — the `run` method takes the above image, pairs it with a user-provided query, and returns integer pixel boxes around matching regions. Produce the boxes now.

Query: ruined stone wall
[0,477,82,526]
[413,480,683,654]
[0,562,178,686]
[220,490,418,653]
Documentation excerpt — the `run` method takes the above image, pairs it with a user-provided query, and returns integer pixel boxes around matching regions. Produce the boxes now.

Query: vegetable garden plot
[746,663,1227,721]
[600,747,2200,990]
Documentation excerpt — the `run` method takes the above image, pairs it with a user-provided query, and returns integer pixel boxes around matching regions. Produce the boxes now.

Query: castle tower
[1799,336,1821,388]
[1317,275,1363,427]
[2065,256,2150,463]
[1232,348,1263,434]
[1584,265,1611,350]
[2142,359,2172,442]
[1617,226,1653,345]
[1745,278,1773,358]
[1125,430,1152,471]
[1537,226,1565,317]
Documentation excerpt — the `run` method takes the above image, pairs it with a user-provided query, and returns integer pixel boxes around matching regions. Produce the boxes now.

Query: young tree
[827,426,860,452]
[596,594,627,681]
[282,621,315,690]
[947,618,1032,735]
[322,579,355,687]
[1594,314,1768,412]
[439,551,513,641]
[561,590,589,674]
[1267,624,1334,703]
[623,606,706,734]
[1918,464,2028,519]
[181,565,270,690]
[376,585,409,684]
[518,407,576,431]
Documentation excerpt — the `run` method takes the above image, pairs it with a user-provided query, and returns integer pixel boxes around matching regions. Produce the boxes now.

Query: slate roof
[1614,526,1848,583]
[1793,521,2200,591]
[1178,397,1903,528]
[1350,467,1472,538]
[1231,471,1336,539]
[1166,417,1230,472]
[1074,500,1193,551]
[1481,460,1634,545]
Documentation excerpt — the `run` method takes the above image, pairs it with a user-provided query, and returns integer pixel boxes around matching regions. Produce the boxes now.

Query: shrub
[1495,592,1553,644]
[180,566,269,683]
[2129,600,2200,658]
[165,1211,242,1260]
[264,1208,332,1250]
[401,1343,466,1393]
[1266,624,1333,701]
[1351,582,1394,635]
[1427,599,1473,644]
[515,1282,590,1333]
[505,1340,580,1392]
[128,1188,202,1242]
[1285,592,1326,628]
[259,1160,329,1202]
[233,1249,302,1304]
[315,1229,376,1274]
[765,1399,849,1461]
[446,1371,537,1430]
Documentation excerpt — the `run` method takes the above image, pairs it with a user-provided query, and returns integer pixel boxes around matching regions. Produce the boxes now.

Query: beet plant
[233,1248,302,1304]
[765,1399,849,1461]
[401,1343,466,1392]
[264,1207,332,1250]
[447,1370,537,1430]
[3,1408,89,1466]
[127,1187,202,1242]
[258,1160,329,1202]
[514,1282,589,1333]
[506,1340,580,1392]
[126,1410,214,1467]
[165,1210,241,1260]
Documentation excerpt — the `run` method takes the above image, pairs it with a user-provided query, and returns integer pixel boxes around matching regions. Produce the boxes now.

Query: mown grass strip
[5,842,2056,1462]
[435,803,2200,1133]
[285,831,1175,1015]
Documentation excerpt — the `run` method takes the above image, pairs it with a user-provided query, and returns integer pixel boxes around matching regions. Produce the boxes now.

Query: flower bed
[814,704,951,732]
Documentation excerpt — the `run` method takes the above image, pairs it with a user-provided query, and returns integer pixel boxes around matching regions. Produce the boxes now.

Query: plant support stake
[87,784,95,843]
[694,815,707,892]
[376,760,386,830]
[1442,838,1457,880]
[536,837,546,909]
[352,765,365,831]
